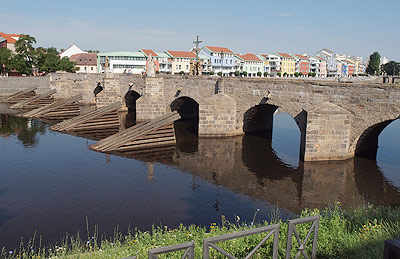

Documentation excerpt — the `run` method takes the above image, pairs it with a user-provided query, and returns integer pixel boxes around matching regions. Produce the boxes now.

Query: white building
[59,45,87,58]
[97,52,146,74]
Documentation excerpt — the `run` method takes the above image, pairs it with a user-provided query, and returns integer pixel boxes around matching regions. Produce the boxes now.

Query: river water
[0,112,399,250]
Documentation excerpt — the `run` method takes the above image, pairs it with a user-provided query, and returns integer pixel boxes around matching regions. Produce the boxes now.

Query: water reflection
[0,115,47,147]
[119,121,400,213]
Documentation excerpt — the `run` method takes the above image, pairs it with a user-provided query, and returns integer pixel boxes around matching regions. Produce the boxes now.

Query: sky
[1,0,399,60]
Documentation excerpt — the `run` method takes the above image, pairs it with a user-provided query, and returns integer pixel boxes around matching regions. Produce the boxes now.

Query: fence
[122,215,320,258]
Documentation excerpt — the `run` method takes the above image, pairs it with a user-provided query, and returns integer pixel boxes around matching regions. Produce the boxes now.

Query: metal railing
[203,223,280,259]
[148,241,195,259]
[285,215,320,259]
[121,215,320,259]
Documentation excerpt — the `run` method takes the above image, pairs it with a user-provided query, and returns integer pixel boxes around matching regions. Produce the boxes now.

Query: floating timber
[0,87,37,105]
[50,102,121,133]
[89,111,181,152]
[10,89,56,111]
[22,94,82,121]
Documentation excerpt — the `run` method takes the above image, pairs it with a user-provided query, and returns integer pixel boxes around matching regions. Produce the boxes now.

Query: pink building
[316,56,327,77]
[336,62,342,76]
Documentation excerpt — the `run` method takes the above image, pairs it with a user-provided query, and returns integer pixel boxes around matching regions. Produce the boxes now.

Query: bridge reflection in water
[110,119,400,214]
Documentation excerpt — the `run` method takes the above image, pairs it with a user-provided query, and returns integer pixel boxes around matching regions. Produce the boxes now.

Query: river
[0,111,399,250]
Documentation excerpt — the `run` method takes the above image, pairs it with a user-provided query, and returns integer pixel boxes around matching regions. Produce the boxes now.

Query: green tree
[263,71,268,77]
[14,34,37,72]
[217,71,222,76]
[242,71,248,77]
[366,51,381,75]
[294,72,299,77]
[10,54,31,75]
[277,72,281,77]
[0,48,12,75]
[58,57,75,72]
[234,70,240,77]
[179,71,185,75]
[209,71,214,75]
[257,71,262,77]
[283,72,288,77]
[33,47,46,71]
[382,61,400,76]
[41,48,60,73]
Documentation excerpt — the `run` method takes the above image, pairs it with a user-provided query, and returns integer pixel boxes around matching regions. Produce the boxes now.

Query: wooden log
[89,111,180,152]
[0,87,37,103]
[10,89,57,109]
[22,94,81,118]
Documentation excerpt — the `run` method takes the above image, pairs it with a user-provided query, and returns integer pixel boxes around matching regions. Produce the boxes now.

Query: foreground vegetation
[1,203,400,258]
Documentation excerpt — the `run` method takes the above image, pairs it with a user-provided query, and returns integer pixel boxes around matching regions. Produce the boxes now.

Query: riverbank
[1,203,399,258]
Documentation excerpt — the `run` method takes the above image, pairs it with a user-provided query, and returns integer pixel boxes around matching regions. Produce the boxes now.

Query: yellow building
[276,53,295,76]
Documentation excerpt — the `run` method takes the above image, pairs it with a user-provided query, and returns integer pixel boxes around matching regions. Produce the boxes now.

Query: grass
[1,203,400,258]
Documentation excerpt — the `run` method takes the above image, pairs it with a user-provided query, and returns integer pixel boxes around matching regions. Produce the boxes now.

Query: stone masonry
[1,74,399,161]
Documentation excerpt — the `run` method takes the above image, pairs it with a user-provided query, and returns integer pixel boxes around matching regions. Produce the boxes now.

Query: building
[0,32,21,52]
[199,46,239,76]
[265,53,281,76]
[59,45,87,58]
[258,54,271,75]
[69,53,98,73]
[0,36,6,49]
[140,49,173,74]
[236,53,264,77]
[275,53,295,77]
[316,49,338,77]
[165,50,196,75]
[313,56,327,77]
[97,52,147,74]
[293,54,310,76]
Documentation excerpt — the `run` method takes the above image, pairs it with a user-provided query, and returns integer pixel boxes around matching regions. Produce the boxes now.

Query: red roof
[237,53,261,61]
[276,52,293,58]
[294,54,308,60]
[166,50,196,58]
[140,49,158,57]
[69,53,97,66]
[205,46,234,54]
[260,54,268,59]
[0,32,21,44]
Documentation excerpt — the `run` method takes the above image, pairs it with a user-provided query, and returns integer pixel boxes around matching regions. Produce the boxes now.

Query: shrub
[242,71,248,77]
[294,72,299,77]
[263,71,268,77]
[234,71,240,77]
[257,71,262,77]
[277,72,281,77]
[179,71,185,75]
[217,72,222,76]
[210,71,215,76]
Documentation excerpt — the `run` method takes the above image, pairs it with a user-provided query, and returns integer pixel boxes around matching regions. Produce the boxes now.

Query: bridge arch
[354,117,399,160]
[242,103,305,163]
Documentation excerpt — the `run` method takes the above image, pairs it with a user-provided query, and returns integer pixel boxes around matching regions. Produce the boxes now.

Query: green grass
[1,203,400,258]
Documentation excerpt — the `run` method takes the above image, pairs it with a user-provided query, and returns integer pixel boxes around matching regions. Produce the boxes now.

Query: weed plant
[1,203,399,258]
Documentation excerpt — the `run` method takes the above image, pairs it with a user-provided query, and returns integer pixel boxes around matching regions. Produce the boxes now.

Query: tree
[234,70,240,77]
[179,71,185,75]
[264,71,268,77]
[210,71,215,76]
[242,71,248,77]
[41,47,60,73]
[14,34,37,73]
[294,72,299,77]
[382,61,400,76]
[366,51,380,75]
[283,72,288,77]
[277,72,281,77]
[217,71,222,76]
[10,54,31,75]
[0,48,12,75]
[257,71,262,77]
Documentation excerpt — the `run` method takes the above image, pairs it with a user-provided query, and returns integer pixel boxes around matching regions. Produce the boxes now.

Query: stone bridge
[0,74,399,162]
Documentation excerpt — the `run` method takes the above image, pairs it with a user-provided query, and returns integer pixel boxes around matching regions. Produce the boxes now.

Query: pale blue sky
[1,0,399,60]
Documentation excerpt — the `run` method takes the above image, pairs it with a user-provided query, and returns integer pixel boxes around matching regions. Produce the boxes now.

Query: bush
[283,72,287,77]
[179,71,185,75]
[234,71,240,77]
[264,71,268,77]
[210,71,215,76]
[277,72,281,77]
[257,71,262,77]
[217,72,222,76]
[299,72,303,77]
[294,72,299,77]
[242,71,248,77]
[156,71,160,74]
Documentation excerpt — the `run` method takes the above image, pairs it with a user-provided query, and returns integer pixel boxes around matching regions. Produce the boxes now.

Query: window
[91,67,93,71]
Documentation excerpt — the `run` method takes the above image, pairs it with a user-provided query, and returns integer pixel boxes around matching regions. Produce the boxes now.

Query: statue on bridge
[146,54,156,78]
